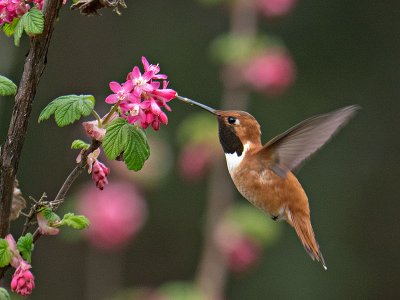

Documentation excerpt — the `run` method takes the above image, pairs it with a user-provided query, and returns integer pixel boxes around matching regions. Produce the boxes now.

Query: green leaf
[17,233,34,263]
[0,239,12,268]
[103,118,150,171]
[22,7,44,35]
[42,207,61,223]
[0,75,17,96]
[3,18,20,37]
[38,94,95,127]
[60,213,90,230]
[13,15,24,46]
[0,287,10,300]
[71,139,90,150]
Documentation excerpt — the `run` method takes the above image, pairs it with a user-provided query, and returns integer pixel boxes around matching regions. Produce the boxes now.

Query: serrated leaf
[71,139,90,150]
[17,233,34,263]
[3,18,20,37]
[13,15,24,46]
[0,239,12,268]
[38,94,95,127]
[0,75,17,96]
[103,118,150,171]
[42,207,61,223]
[60,213,90,230]
[22,7,44,35]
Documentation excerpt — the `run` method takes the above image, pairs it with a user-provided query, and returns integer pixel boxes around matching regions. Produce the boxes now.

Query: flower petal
[105,94,119,104]
[109,81,122,93]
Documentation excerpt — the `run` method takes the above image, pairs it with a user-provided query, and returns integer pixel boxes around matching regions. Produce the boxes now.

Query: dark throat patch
[218,118,244,156]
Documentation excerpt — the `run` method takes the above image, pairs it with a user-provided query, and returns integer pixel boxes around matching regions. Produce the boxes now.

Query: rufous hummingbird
[177,95,359,270]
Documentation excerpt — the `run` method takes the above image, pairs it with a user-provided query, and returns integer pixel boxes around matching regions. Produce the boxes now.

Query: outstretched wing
[261,105,360,177]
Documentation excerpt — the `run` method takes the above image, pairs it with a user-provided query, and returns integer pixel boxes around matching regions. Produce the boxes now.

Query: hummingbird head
[176,95,261,156]
[214,110,262,156]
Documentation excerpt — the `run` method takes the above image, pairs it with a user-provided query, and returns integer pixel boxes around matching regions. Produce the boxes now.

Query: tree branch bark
[0,0,64,238]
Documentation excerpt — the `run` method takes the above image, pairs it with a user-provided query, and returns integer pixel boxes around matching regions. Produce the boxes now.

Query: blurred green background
[1,0,400,299]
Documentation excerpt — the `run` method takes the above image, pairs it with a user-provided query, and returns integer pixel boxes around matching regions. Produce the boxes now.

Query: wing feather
[262,105,360,177]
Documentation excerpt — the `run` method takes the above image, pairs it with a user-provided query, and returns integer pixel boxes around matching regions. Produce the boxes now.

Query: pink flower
[243,49,296,94]
[37,211,60,235]
[127,66,155,98]
[256,0,297,18]
[141,56,167,80]
[105,81,135,104]
[77,182,147,251]
[11,260,35,297]
[91,160,109,190]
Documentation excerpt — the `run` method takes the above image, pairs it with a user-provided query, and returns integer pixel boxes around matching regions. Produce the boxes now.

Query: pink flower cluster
[105,56,176,131]
[0,0,68,25]
[5,235,35,297]
[0,0,29,25]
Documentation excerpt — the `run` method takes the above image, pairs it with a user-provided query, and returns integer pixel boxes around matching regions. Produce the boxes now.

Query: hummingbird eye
[227,116,237,124]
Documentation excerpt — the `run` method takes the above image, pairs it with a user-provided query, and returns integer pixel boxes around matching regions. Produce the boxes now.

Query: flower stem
[102,101,121,125]
[92,110,102,127]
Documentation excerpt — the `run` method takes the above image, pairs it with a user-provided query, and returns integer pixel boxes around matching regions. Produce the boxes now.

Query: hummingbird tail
[288,211,327,270]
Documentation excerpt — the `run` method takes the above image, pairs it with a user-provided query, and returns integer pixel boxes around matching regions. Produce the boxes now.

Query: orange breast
[230,155,310,219]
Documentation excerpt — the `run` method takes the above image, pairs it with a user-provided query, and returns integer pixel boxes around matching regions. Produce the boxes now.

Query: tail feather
[287,210,327,270]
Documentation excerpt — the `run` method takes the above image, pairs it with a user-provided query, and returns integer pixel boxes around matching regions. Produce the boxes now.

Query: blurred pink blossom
[243,49,296,94]
[225,236,262,273]
[11,260,35,297]
[256,0,297,18]
[215,223,262,273]
[179,143,216,182]
[77,182,147,251]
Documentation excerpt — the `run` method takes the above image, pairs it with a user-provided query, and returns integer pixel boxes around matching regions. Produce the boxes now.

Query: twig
[1,141,100,279]
[0,0,64,239]
[32,140,101,243]
[0,140,101,280]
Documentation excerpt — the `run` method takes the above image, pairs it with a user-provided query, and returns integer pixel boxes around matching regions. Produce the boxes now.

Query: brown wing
[261,105,360,177]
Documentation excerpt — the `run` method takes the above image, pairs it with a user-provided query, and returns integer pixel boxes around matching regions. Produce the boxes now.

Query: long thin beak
[176,95,217,115]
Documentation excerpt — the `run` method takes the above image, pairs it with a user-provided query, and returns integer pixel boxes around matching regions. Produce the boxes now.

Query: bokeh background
[1,0,400,299]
